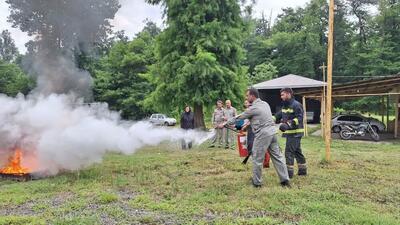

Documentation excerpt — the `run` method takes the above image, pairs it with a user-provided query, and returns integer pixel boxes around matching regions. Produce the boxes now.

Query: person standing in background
[180,106,195,149]
[224,100,237,149]
[209,100,225,148]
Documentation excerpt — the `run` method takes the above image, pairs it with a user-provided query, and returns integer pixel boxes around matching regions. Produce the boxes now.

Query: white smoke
[0,93,213,175]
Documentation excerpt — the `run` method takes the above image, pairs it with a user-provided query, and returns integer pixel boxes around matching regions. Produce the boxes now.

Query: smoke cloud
[0,94,213,174]
[0,1,215,175]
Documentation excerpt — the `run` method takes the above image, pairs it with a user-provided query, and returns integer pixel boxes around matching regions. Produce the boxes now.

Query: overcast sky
[0,0,309,53]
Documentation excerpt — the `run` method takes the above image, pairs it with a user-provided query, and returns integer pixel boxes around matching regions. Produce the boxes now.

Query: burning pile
[0,149,30,175]
[0,148,34,181]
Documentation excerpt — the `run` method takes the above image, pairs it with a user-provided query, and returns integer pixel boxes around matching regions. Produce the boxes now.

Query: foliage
[249,62,277,85]
[0,30,19,63]
[93,23,159,120]
[0,60,34,96]
[5,0,120,53]
[144,0,248,128]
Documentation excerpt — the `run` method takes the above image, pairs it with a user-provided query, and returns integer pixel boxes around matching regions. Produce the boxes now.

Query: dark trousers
[285,136,307,178]
[285,136,306,166]
[247,128,255,153]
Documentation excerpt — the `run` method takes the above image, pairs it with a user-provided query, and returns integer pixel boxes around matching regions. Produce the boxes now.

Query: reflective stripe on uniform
[272,115,276,122]
[298,163,307,168]
[293,118,299,125]
[282,108,294,113]
[283,128,304,134]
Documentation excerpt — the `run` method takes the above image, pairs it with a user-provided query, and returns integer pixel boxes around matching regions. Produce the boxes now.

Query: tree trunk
[194,103,206,130]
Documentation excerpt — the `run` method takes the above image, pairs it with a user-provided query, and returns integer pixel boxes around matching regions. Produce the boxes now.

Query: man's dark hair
[247,87,259,98]
[280,87,294,96]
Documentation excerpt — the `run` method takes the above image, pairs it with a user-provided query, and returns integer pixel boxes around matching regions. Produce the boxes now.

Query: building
[253,74,326,123]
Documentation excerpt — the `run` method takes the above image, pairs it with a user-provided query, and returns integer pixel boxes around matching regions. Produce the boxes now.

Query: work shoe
[287,168,294,179]
[298,164,307,176]
[250,178,262,188]
[298,168,307,176]
[280,180,291,188]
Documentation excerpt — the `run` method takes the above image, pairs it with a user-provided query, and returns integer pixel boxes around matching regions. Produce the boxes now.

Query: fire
[0,149,30,175]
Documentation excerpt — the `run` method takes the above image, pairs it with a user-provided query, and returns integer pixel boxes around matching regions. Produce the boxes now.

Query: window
[348,116,364,122]
[337,115,363,122]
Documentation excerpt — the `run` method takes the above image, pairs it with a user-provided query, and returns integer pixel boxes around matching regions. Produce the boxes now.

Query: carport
[253,74,326,136]
[297,74,400,139]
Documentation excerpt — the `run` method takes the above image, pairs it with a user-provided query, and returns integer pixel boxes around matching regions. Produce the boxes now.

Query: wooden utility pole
[319,63,327,139]
[302,96,308,137]
[387,95,390,131]
[325,0,335,161]
[395,92,399,138]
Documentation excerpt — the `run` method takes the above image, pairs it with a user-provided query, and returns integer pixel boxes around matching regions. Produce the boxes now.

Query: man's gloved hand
[279,123,290,132]
[279,120,297,132]
[286,120,296,129]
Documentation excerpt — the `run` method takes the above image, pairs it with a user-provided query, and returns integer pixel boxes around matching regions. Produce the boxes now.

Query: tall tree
[0,30,19,63]
[93,23,159,119]
[249,62,277,85]
[0,60,33,96]
[332,0,354,82]
[6,0,120,96]
[360,0,400,76]
[255,12,271,37]
[6,0,120,53]
[145,0,247,128]
[346,0,378,45]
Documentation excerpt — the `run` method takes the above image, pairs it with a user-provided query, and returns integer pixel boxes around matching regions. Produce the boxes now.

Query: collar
[283,98,294,106]
[253,98,261,104]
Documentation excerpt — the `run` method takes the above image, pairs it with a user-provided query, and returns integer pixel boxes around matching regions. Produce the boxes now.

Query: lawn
[0,137,399,225]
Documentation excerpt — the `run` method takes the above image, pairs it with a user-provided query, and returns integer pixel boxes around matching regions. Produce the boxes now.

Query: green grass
[0,137,399,224]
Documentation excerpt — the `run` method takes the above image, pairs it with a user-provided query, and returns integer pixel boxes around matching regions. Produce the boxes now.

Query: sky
[0,0,309,53]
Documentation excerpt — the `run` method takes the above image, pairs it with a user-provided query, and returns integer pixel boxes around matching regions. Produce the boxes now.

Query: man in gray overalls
[224,100,237,149]
[227,88,290,188]
[209,100,225,148]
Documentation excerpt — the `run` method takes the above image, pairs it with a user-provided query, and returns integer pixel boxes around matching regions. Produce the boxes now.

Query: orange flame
[0,149,30,175]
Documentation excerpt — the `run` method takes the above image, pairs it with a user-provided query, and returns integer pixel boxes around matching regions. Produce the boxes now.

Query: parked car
[331,113,386,133]
[149,114,177,126]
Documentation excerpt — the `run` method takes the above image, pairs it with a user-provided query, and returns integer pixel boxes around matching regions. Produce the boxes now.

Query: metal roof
[253,74,326,90]
[297,73,400,98]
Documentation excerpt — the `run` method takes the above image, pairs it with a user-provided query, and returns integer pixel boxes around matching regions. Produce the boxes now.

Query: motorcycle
[339,122,380,141]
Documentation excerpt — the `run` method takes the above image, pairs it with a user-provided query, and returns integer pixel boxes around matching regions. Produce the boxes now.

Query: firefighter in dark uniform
[274,88,307,179]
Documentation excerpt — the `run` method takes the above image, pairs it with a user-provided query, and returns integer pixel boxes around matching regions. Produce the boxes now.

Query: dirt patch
[0,192,74,217]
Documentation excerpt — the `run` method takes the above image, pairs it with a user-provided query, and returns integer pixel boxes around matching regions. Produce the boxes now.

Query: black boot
[298,164,307,176]
[287,166,294,179]
[280,180,291,188]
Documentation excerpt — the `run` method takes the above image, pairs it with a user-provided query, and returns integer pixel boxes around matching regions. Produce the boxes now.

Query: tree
[145,0,247,128]
[273,7,305,33]
[93,24,159,120]
[255,12,271,37]
[6,0,120,53]
[249,62,278,85]
[6,0,121,96]
[346,0,378,45]
[0,60,33,96]
[332,0,354,82]
[0,30,19,63]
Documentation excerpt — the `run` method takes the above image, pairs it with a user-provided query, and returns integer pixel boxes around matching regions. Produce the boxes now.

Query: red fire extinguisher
[237,131,270,168]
